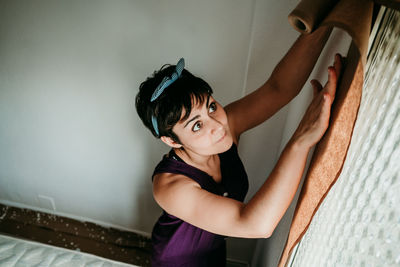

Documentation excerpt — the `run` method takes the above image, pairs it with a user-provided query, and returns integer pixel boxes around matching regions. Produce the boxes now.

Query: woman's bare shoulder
[153,172,199,189]
[152,173,200,205]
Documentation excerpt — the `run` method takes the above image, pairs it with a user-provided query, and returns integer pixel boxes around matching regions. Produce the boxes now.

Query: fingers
[334,53,343,74]
[311,53,344,100]
[326,53,343,98]
[327,65,337,91]
[310,79,323,97]
[310,66,336,100]
[320,93,333,129]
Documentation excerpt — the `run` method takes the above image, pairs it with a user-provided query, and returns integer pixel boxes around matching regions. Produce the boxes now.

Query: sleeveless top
[151,143,249,267]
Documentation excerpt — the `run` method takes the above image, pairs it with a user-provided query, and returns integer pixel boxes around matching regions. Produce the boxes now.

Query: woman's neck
[174,148,218,170]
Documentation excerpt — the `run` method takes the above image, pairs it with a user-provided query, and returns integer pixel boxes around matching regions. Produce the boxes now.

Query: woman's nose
[210,118,223,135]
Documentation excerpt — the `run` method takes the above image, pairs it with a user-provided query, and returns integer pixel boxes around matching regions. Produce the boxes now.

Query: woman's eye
[192,121,203,132]
[209,102,217,113]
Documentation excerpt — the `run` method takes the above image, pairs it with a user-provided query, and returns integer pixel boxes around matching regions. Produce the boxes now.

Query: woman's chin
[218,134,233,153]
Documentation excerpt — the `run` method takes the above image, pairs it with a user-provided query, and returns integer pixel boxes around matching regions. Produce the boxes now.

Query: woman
[136,27,343,266]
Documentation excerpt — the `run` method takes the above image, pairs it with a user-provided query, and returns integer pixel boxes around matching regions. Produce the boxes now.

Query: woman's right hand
[291,54,343,149]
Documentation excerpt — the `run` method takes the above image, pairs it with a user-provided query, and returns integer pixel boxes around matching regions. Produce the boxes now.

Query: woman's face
[171,95,233,156]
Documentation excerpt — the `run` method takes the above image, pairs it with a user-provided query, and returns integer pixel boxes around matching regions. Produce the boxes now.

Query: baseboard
[0,199,151,238]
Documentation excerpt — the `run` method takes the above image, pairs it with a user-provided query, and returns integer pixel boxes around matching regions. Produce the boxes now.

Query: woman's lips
[216,131,226,143]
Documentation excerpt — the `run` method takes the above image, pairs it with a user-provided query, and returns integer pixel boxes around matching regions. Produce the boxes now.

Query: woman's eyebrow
[183,95,212,128]
[184,115,200,128]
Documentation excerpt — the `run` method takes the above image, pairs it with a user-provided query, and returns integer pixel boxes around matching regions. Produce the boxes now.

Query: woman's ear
[160,136,183,148]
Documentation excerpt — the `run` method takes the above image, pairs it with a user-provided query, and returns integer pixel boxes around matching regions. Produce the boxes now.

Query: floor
[0,204,152,266]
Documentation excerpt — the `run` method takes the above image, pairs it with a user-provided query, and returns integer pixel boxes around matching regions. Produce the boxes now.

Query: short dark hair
[135,63,213,142]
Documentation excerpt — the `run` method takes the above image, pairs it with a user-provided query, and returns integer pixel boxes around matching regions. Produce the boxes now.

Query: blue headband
[151,58,185,137]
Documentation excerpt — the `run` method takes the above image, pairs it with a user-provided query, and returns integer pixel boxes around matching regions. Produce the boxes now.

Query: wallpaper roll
[288,0,338,33]
[279,1,374,266]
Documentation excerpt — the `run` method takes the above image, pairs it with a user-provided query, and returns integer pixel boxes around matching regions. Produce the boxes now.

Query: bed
[0,234,139,267]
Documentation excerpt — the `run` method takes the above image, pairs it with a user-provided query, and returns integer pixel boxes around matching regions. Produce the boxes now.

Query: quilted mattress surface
[0,234,138,267]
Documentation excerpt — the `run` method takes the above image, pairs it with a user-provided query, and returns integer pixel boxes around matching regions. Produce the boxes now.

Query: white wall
[0,0,253,227]
[0,0,350,265]
[0,0,255,263]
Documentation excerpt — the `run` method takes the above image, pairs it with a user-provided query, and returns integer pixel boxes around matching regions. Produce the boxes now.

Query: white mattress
[0,234,138,267]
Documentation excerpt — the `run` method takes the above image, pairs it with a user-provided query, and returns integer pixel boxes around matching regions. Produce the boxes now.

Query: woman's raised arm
[226,27,333,140]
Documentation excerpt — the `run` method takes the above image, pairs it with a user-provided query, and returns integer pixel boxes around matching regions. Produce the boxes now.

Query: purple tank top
[151,143,249,266]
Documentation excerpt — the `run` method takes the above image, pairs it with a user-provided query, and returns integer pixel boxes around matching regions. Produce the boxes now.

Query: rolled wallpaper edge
[288,0,338,34]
